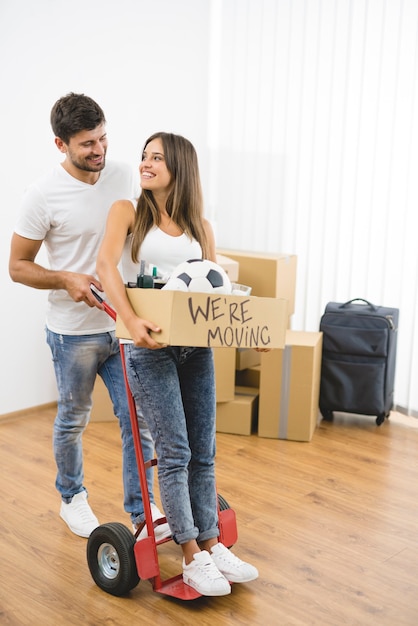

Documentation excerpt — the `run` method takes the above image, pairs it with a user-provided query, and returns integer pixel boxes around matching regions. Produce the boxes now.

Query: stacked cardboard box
[214,250,298,436]
[216,253,239,282]
[258,330,323,441]
[214,249,323,442]
[216,249,297,315]
[216,386,259,435]
[218,330,323,441]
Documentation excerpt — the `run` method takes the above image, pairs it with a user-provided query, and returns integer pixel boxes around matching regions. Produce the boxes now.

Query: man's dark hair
[50,92,106,144]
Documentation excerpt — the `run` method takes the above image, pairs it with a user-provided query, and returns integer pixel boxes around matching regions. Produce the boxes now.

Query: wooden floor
[1,408,417,626]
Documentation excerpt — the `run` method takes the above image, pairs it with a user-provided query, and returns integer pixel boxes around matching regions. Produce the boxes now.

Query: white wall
[0,0,211,414]
[1,0,417,416]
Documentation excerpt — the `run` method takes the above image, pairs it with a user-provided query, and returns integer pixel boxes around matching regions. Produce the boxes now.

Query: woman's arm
[203,219,217,262]
[96,200,163,349]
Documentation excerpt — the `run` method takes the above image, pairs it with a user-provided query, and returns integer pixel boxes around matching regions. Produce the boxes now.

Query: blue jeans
[46,328,154,523]
[124,345,219,545]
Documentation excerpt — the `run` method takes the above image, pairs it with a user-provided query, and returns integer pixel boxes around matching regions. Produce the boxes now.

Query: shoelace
[217,552,244,567]
[72,500,96,522]
[194,558,225,581]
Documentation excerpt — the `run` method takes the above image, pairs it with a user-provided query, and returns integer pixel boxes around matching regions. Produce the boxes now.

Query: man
[9,92,170,540]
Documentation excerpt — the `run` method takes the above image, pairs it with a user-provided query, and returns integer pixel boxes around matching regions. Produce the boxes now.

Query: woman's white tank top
[121,223,202,284]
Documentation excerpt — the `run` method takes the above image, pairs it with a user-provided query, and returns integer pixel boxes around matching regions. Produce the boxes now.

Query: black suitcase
[319,298,399,425]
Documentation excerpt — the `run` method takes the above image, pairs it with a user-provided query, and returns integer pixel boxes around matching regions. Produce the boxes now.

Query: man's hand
[64,273,104,310]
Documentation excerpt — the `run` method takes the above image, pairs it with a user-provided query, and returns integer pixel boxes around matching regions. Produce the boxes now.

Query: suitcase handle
[340,298,378,311]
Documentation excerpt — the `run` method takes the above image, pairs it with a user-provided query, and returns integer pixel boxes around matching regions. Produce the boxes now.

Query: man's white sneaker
[182,551,231,596]
[134,503,171,541]
[59,491,99,538]
[210,542,259,583]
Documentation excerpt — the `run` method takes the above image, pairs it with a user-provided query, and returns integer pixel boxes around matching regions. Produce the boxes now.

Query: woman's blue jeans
[46,328,154,523]
[124,345,219,545]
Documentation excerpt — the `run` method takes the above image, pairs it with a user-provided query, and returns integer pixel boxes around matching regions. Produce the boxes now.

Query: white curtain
[208,0,418,416]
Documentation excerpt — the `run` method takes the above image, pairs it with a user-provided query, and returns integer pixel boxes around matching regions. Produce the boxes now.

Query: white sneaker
[59,491,99,538]
[210,542,259,583]
[182,551,231,596]
[134,503,171,541]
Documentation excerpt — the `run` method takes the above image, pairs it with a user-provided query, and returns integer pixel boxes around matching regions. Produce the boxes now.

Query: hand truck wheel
[87,522,139,596]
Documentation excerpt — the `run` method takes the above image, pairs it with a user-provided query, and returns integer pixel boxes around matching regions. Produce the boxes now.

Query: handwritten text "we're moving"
[187,296,271,348]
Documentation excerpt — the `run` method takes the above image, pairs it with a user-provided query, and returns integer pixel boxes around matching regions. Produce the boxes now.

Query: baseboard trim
[0,402,57,423]
[394,404,418,419]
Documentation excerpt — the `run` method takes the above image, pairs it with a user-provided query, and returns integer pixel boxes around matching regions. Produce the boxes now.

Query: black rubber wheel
[217,493,230,511]
[87,522,139,596]
[376,413,385,426]
[320,408,334,421]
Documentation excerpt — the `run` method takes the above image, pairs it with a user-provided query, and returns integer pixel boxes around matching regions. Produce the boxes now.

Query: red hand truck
[86,288,238,599]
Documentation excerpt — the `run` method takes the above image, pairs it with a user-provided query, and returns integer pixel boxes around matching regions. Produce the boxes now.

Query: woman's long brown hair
[130,132,210,262]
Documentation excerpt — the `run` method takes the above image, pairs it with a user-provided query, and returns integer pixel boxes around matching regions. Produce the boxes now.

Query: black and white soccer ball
[162,259,232,294]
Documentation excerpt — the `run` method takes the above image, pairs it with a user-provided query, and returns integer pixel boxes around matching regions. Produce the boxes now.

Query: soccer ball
[162,259,232,294]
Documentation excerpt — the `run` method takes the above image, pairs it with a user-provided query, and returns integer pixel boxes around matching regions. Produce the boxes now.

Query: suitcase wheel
[320,408,334,422]
[376,413,388,426]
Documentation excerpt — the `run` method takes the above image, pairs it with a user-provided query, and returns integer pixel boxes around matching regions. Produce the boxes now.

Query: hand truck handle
[90,286,117,321]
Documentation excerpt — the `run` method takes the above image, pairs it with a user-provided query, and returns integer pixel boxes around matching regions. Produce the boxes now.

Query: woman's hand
[127,317,167,349]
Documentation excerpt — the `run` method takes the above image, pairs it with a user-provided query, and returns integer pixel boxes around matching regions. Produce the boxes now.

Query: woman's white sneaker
[210,542,259,583]
[59,491,99,538]
[182,551,231,596]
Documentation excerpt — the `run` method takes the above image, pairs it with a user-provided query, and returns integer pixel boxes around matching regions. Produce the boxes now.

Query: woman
[97,132,258,597]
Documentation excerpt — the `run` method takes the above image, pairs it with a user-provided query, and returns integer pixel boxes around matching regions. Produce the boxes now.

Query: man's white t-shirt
[15,161,138,335]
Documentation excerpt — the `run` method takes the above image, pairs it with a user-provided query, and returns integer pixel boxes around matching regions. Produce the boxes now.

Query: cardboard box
[216,254,239,282]
[235,348,261,371]
[216,249,297,314]
[235,365,261,389]
[258,330,323,441]
[216,386,259,435]
[116,289,288,349]
[214,347,235,402]
[90,376,115,422]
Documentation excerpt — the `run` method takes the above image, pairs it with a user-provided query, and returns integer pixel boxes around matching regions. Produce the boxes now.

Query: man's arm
[9,233,104,308]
